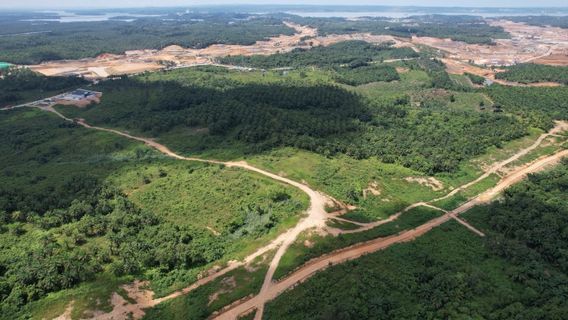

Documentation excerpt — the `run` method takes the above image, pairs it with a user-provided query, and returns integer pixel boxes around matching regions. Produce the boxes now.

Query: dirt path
[27,106,334,319]
[6,105,565,320]
[326,121,567,236]
[214,147,568,320]
[433,121,567,203]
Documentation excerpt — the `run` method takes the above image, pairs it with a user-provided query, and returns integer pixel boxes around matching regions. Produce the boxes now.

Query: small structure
[55,89,103,107]
[58,89,101,101]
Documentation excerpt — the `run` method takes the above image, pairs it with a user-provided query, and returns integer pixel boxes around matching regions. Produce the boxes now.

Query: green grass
[248,148,444,220]
[143,252,272,320]
[107,160,308,234]
[449,74,474,88]
[432,173,500,211]
[340,210,374,223]
[26,273,132,320]
[273,206,444,280]
[446,91,493,112]
[506,136,567,168]
[354,69,431,104]
[326,218,361,231]
[104,159,308,296]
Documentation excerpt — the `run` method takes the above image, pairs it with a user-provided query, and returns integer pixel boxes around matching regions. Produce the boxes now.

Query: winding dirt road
[27,106,333,320]
[214,147,568,320]
[329,121,568,236]
[4,105,566,320]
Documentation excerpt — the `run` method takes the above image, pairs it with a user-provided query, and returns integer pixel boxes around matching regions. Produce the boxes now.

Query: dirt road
[214,147,568,320]
[328,121,567,236]
[5,105,566,320]
[26,106,333,320]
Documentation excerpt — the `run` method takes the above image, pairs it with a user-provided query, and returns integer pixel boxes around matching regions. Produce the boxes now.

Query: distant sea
[24,11,162,23]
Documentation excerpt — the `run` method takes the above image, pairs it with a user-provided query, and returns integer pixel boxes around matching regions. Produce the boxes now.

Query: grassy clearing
[107,160,308,234]
[104,159,308,297]
[25,273,132,320]
[505,135,567,169]
[143,252,272,320]
[326,218,361,231]
[248,148,443,221]
[273,206,444,280]
[446,91,493,112]
[432,173,500,211]
[468,127,544,170]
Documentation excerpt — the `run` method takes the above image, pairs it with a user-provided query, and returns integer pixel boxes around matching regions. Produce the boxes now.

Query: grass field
[248,149,443,221]
[143,251,273,320]
[107,160,308,237]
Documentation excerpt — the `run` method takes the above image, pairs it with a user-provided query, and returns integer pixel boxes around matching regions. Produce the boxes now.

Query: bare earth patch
[53,301,74,320]
[362,181,381,199]
[405,177,444,191]
[303,240,314,248]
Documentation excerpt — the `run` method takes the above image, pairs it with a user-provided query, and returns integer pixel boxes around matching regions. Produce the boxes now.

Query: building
[61,89,100,101]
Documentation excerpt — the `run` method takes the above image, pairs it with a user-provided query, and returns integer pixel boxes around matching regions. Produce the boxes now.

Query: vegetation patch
[273,206,444,280]
[495,63,568,84]
[143,253,271,320]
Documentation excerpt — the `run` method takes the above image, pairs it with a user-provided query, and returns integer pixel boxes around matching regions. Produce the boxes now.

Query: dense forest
[0,110,304,318]
[220,41,419,68]
[265,161,568,319]
[0,12,294,64]
[334,64,400,86]
[59,72,527,174]
[486,85,568,130]
[286,14,510,44]
[505,15,568,29]
[0,68,87,108]
[495,63,568,84]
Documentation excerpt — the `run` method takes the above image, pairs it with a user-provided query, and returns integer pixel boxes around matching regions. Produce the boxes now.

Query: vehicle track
[4,105,566,320]
[0,105,335,319]
[214,147,568,320]
[330,121,568,235]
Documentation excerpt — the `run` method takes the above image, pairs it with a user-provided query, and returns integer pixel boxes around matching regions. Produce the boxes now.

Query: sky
[2,0,568,9]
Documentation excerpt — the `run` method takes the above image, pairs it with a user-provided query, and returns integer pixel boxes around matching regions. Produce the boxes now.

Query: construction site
[24,19,568,83]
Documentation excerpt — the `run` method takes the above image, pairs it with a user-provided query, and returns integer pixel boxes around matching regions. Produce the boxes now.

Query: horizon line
[2,4,568,10]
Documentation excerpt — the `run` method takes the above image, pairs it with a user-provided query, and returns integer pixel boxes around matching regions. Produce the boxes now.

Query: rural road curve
[33,106,333,320]
[3,105,566,320]
[214,147,568,319]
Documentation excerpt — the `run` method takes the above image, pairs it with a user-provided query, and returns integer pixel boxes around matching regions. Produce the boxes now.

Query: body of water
[23,11,162,23]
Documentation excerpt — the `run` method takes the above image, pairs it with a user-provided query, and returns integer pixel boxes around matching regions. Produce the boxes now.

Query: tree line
[0,13,294,64]
[68,76,528,174]
[495,63,568,85]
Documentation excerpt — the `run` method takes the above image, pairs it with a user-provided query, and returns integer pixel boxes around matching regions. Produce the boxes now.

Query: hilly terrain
[0,6,567,320]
